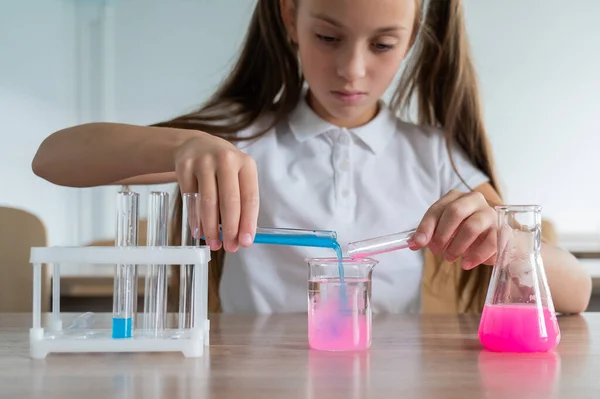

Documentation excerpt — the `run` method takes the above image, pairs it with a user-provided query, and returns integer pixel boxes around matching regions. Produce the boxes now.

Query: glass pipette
[347,228,417,259]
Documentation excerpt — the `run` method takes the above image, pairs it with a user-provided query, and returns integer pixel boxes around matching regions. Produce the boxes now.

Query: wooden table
[0,313,598,398]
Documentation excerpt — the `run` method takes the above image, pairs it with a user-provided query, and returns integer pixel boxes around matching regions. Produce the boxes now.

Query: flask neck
[497,206,543,257]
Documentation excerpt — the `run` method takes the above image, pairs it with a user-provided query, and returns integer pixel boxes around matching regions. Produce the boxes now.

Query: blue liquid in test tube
[112,189,139,339]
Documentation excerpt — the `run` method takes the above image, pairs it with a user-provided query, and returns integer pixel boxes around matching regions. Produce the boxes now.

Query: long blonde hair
[156,0,501,313]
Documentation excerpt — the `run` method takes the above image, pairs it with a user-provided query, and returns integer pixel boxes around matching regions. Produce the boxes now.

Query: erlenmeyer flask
[479,205,560,352]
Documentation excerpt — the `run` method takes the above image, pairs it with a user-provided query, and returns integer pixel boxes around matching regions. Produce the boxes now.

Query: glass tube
[144,191,169,334]
[112,190,139,339]
[254,227,337,239]
[347,228,416,259]
[204,226,338,247]
[179,193,201,330]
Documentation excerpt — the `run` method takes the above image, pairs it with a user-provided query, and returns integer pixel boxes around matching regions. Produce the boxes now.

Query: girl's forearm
[542,243,592,314]
[32,122,197,187]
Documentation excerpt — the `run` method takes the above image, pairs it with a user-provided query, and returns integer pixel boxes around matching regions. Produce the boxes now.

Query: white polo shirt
[219,94,489,314]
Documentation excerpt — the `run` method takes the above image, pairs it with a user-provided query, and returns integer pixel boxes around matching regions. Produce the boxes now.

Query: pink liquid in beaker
[478,304,560,352]
[308,278,371,351]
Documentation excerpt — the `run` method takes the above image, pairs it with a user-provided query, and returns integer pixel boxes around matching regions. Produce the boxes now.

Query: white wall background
[1,0,599,254]
[464,0,600,237]
[0,0,79,246]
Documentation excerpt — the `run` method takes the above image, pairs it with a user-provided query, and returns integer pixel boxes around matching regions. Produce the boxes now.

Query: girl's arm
[113,172,177,186]
[32,122,261,253]
[32,122,196,187]
[540,240,592,314]
[409,183,592,314]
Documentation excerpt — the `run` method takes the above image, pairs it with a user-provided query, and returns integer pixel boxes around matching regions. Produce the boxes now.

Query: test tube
[347,228,416,259]
[253,227,337,238]
[144,191,169,334]
[204,226,338,247]
[179,193,201,329]
[112,190,139,339]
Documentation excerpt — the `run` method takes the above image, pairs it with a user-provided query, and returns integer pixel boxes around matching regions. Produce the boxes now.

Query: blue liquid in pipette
[253,232,335,248]
[112,317,132,339]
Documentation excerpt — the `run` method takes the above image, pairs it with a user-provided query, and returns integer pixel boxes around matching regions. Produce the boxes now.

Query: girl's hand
[408,189,497,270]
[173,132,259,253]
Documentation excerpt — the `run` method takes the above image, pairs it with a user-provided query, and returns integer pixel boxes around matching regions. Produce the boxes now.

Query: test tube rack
[28,245,210,359]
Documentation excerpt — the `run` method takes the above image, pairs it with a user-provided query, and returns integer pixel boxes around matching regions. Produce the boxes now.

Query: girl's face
[282,0,416,128]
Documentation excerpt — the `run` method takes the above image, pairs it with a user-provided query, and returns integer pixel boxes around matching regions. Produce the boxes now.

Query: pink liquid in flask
[478,304,560,352]
[308,278,371,351]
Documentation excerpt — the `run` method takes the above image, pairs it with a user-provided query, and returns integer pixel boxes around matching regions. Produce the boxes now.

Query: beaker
[478,205,560,352]
[306,257,378,351]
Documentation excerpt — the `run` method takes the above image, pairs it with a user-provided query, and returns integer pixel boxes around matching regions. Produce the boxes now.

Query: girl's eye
[373,43,395,52]
[316,34,339,43]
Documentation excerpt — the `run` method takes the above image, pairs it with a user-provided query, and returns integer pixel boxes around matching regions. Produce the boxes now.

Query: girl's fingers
[175,137,260,253]
[176,158,198,196]
[443,207,496,262]
[462,227,497,270]
[413,190,463,249]
[482,253,496,266]
[431,191,488,254]
[238,157,259,247]
[178,169,202,240]
[194,195,204,240]
[217,164,241,253]
[184,193,202,240]
[198,171,221,251]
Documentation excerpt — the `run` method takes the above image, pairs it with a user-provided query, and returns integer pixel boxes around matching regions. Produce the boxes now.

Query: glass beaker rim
[495,204,542,212]
[305,257,379,265]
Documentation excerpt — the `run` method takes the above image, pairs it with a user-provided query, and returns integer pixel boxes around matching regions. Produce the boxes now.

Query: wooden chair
[0,206,50,312]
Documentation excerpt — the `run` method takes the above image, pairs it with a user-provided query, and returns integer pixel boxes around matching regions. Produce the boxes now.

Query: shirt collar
[287,89,397,154]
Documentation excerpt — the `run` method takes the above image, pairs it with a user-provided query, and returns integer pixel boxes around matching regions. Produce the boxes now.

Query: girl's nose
[336,46,367,82]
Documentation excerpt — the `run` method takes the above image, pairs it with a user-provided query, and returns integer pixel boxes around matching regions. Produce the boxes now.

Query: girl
[32,0,591,314]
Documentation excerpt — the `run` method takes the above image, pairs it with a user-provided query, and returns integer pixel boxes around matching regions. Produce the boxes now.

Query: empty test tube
[347,228,417,259]
[144,191,169,334]
[179,193,201,329]
[112,190,139,339]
